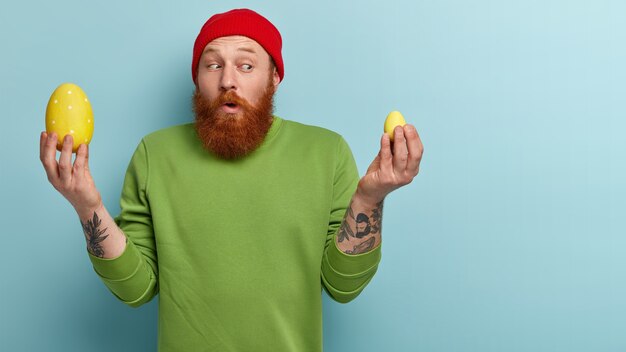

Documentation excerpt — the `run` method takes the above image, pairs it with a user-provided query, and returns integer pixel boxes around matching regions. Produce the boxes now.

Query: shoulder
[139,123,199,152]
[279,117,345,146]
[275,117,355,166]
[143,123,195,142]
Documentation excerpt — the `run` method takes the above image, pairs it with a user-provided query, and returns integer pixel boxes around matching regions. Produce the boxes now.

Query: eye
[207,63,221,70]
[240,64,253,72]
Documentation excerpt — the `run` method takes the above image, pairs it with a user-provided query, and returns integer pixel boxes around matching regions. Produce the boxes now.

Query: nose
[220,65,237,92]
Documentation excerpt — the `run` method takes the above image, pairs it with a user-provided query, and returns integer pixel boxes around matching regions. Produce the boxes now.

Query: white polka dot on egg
[67,90,72,94]
[70,130,75,134]
[68,105,73,110]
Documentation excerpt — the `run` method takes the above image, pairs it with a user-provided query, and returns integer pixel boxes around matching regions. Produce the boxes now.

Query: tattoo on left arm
[337,206,355,243]
[369,201,382,235]
[352,200,383,240]
[337,200,384,254]
[345,236,376,254]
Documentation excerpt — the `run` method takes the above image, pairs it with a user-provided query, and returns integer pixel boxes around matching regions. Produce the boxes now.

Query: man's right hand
[39,131,102,217]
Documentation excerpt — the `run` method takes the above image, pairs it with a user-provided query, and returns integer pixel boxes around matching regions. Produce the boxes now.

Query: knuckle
[405,127,416,137]
[406,167,418,176]
[52,181,65,192]
[399,177,409,185]
[60,182,72,193]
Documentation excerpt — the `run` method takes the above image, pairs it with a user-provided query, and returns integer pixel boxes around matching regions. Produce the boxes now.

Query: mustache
[210,90,253,111]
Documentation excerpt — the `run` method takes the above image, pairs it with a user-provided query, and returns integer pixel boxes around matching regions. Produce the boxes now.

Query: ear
[272,68,280,89]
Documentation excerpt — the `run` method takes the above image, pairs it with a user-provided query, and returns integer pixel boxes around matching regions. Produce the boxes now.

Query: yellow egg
[45,83,94,152]
[384,110,407,142]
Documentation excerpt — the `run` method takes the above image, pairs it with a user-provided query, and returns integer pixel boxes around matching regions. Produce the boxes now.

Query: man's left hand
[356,124,424,204]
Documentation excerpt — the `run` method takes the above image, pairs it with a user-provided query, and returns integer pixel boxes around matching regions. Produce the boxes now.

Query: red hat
[191,8,284,85]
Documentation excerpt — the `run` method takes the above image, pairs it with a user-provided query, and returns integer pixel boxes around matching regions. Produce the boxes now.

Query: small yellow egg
[45,83,94,152]
[384,110,407,142]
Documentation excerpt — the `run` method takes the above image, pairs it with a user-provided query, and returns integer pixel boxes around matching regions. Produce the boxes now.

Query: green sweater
[88,116,382,351]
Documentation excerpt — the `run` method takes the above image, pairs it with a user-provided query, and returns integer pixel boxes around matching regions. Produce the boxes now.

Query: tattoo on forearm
[81,212,109,258]
[337,200,384,255]
[369,201,383,235]
[340,200,384,240]
[345,237,376,255]
[337,206,355,243]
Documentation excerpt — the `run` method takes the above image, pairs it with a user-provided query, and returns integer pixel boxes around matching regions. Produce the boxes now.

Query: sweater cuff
[88,238,141,280]
[327,238,381,275]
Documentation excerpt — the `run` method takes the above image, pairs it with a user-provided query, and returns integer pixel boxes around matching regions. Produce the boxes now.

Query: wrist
[75,200,104,221]
[354,186,385,208]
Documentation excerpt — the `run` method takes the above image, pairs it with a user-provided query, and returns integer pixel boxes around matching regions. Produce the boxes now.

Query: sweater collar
[262,115,283,144]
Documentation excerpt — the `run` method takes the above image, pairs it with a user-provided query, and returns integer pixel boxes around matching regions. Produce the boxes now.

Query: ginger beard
[193,78,276,160]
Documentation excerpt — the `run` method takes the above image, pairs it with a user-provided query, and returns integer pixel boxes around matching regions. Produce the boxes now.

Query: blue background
[1,0,625,351]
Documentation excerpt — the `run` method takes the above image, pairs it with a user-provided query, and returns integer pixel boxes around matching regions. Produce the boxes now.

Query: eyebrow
[202,46,258,55]
[237,47,257,54]
[202,47,218,55]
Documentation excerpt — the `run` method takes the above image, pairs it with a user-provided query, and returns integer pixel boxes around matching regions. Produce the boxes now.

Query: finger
[392,126,408,173]
[39,131,46,158]
[380,133,393,171]
[58,134,74,185]
[84,143,91,172]
[73,143,87,183]
[405,124,423,173]
[41,132,60,183]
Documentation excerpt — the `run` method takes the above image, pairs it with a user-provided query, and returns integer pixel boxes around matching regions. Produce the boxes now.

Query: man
[39,8,423,351]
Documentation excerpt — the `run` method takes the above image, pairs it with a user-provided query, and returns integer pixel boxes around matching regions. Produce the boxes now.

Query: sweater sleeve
[321,136,382,303]
[87,139,159,307]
